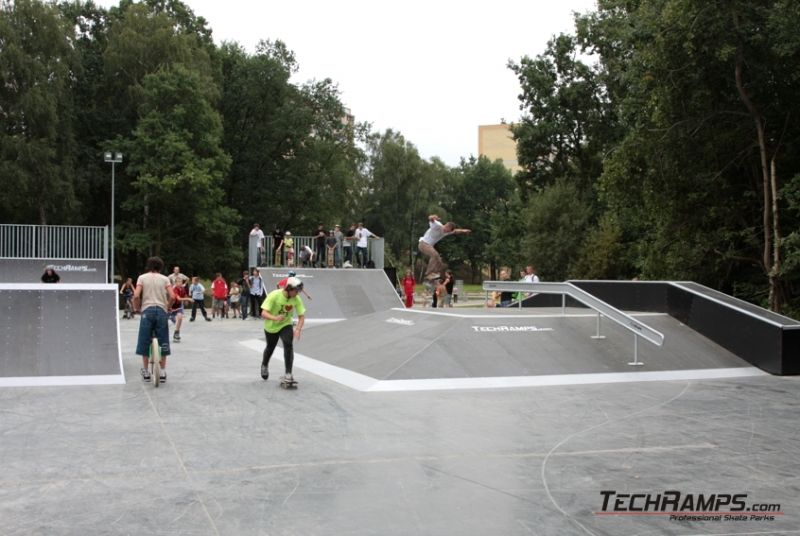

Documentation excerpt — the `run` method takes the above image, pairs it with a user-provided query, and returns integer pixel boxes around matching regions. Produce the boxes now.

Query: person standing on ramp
[418,214,471,284]
[260,276,306,386]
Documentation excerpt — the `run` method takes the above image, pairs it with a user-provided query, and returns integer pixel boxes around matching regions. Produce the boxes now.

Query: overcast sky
[97,0,598,166]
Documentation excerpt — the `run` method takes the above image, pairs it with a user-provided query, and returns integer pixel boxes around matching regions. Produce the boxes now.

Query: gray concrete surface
[296,308,752,380]
[1,311,799,535]
[260,267,402,319]
[0,284,123,385]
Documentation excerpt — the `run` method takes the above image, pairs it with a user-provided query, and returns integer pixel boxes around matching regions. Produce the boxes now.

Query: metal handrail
[249,234,385,269]
[482,281,664,347]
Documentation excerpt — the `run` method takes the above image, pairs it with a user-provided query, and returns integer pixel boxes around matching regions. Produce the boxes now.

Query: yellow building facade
[478,123,520,174]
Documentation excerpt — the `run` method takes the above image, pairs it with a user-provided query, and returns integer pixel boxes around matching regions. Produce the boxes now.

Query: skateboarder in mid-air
[418,214,471,285]
[260,276,306,387]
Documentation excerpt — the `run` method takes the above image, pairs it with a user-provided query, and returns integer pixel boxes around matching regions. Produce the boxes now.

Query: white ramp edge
[0,375,127,388]
[238,339,766,393]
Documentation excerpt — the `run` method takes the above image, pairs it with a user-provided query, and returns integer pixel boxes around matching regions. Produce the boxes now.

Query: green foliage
[4,0,800,317]
[219,41,361,238]
[509,33,614,198]
[443,156,517,280]
[571,214,626,280]
[121,64,238,274]
[360,130,447,268]
[520,178,593,281]
[0,0,81,224]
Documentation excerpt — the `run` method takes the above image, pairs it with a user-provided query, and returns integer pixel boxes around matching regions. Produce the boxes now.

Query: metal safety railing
[483,280,664,366]
[248,234,385,269]
[0,224,107,260]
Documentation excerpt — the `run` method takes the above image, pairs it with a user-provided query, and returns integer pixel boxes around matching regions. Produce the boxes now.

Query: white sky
[96,0,597,166]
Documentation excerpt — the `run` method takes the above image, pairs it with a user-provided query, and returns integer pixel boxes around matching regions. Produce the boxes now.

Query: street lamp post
[104,152,123,283]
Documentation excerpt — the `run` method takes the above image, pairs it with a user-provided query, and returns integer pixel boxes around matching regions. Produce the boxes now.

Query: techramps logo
[470,325,553,333]
[50,263,98,273]
[595,490,783,522]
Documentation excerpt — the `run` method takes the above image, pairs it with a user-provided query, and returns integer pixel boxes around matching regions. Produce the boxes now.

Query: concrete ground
[1,310,799,535]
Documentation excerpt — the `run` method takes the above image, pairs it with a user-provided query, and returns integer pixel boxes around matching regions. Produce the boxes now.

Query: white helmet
[285,276,303,291]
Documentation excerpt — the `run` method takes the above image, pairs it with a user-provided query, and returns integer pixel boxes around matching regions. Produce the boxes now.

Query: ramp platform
[260,267,402,319]
[0,284,124,386]
[245,307,764,392]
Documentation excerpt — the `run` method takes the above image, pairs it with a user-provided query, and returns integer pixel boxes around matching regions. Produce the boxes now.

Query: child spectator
[229,281,242,318]
[211,272,228,319]
[283,231,295,267]
[170,276,192,341]
[401,269,416,308]
[435,277,447,308]
[189,276,212,322]
[120,277,135,319]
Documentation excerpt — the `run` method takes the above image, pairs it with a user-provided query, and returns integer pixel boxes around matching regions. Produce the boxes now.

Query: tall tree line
[2,0,800,314]
[509,0,800,314]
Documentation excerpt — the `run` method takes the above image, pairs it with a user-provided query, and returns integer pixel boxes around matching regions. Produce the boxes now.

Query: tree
[509,33,615,199]
[120,65,238,274]
[520,178,594,281]
[219,40,361,238]
[446,156,516,280]
[360,129,446,269]
[0,0,81,224]
[578,0,800,310]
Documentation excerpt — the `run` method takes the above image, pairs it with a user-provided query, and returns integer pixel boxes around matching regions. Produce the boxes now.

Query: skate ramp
[0,284,124,386]
[260,267,402,319]
[294,308,760,383]
[0,259,107,283]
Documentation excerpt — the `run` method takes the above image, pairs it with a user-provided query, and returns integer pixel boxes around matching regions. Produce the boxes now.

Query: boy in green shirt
[260,276,306,382]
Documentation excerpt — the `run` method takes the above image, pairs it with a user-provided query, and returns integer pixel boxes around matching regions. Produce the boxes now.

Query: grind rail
[483,281,664,366]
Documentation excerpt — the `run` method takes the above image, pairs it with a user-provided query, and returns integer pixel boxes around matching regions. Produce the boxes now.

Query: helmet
[288,270,296,277]
[284,276,303,292]
[285,231,291,236]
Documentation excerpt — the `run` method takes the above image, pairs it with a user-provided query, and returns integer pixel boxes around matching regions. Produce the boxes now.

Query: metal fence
[0,224,107,260]
[248,234,385,269]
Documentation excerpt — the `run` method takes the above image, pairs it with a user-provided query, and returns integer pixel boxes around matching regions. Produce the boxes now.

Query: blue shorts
[136,306,171,357]
[169,306,184,324]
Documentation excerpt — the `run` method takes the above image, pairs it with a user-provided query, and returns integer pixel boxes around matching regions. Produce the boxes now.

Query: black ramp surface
[0,285,121,377]
[261,267,402,319]
[299,309,753,380]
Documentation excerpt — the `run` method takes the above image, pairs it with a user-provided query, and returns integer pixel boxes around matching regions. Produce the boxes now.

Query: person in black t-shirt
[41,267,60,283]
[271,226,283,266]
[313,224,326,267]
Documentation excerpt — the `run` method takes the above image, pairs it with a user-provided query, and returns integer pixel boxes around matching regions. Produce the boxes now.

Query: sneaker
[190,318,195,322]
[173,332,181,342]
[141,368,151,382]
[283,373,294,383]
[159,371,167,383]
[261,364,269,380]
[205,317,212,322]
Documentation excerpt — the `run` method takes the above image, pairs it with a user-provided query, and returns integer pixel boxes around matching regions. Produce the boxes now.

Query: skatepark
[2,258,800,534]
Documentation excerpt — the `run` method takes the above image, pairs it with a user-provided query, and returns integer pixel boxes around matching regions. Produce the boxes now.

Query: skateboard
[280,377,298,389]
[274,248,282,266]
[326,245,335,268]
